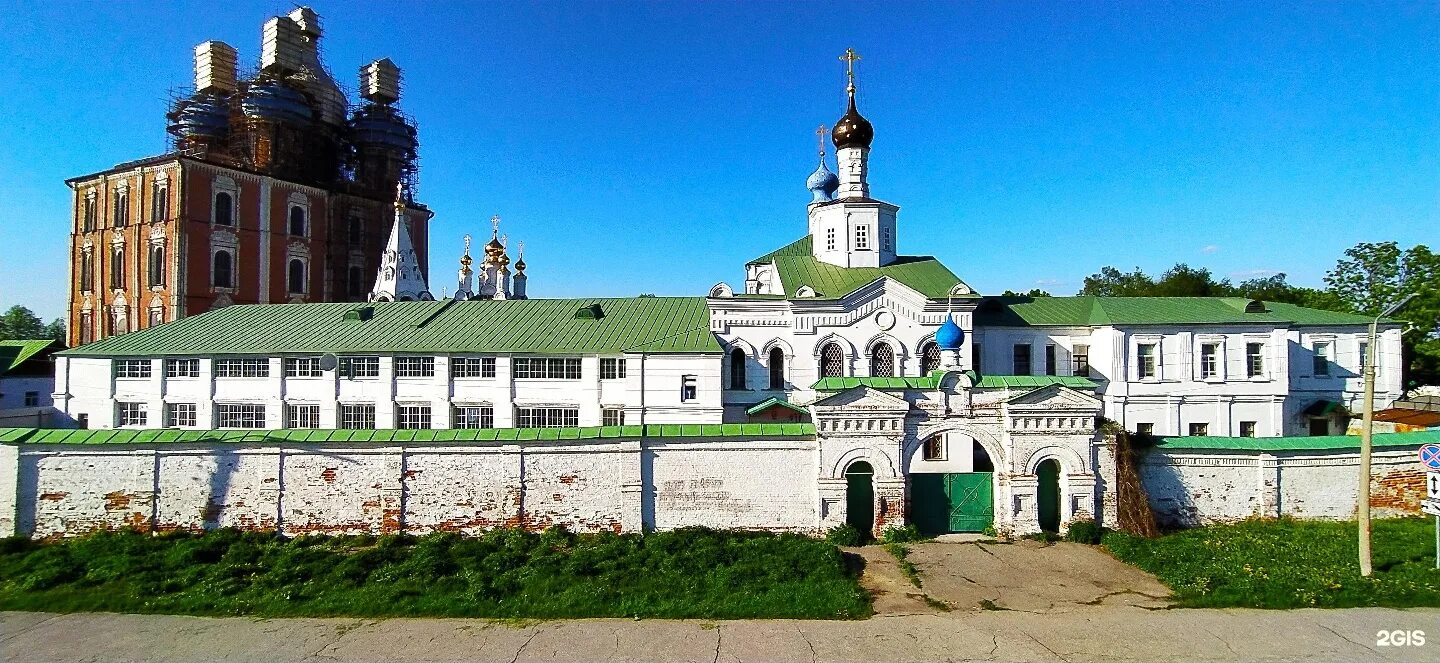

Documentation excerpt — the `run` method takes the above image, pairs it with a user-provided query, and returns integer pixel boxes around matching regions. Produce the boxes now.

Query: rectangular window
[1312,342,1331,376]
[284,357,323,378]
[826,228,836,251]
[1358,342,1369,370]
[117,402,147,427]
[1188,422,1209,436]
[1137,343,1157,379]
[1044,344,1057,376]
[681,375,698,402]
[23,392,40,407]
[114,359,151,379]
[600,358,626,380]
[396,404,432,429]
[922,436,944,461]
[452,357,496,378]
[1012,344,1031,375]
[340,404,376,430]
[148,308,164,326]
[854,224,869,250]
[452,405,494,429]
[340,356,380,378]
[165,358,199,378]
[395,357,435,378]
[165,402,196,428]
[1239,421,1257,437]
[512,357,582,379]
[602,407,625,426]
[515,407,579,428]
[1199,343,1219,379]
[286,404,320,429]
[216,404,265,429]
[1246,342,1264,378]
[1135,422,1154,436]
[881,226,892,251]
[1072,344,1090,377]
[77,413,89,429]
[215,358,269,378]
[1309,417,1330,436]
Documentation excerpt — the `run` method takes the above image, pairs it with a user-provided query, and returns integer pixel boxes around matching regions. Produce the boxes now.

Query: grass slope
[1104,517,1440,608]
[0,527,870,619]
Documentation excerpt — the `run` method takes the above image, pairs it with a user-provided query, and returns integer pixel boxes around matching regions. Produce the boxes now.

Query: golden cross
[815,125,828,157]
[839,48,861,92]
[517,240,525,257]
[463,234,472,254]
[490,215,500,236]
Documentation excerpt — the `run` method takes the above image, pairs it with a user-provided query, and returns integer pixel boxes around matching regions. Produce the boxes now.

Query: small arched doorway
[1037,459,1061,533]
[845,461,874,535]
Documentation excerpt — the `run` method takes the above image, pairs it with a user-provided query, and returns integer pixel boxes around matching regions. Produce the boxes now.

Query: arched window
[112,190,129,227]
[348,265,365,297]
[80,254,94,292]
[109,247,125,289]
[148,245,165,287]
[921,341,941,375]
[288,259,305,294]
[82,194,97,232]
[213,250,233,288]
[870,343,895,377]
[820,342,845,378]
[153,184,169,221]
[729,348,747,390]
[768,347,785,390]
[289,206,306,236]
[214,192,233,226]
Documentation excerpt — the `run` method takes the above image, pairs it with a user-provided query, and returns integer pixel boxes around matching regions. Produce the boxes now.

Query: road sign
[1423,499,1440,517]
[1429,472,1440,500]
[1421,444,1440,470]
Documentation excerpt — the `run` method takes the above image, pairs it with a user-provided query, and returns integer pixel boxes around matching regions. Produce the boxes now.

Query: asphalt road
[3,608,1438,663]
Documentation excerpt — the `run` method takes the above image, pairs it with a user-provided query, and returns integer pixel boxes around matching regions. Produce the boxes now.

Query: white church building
[22,53,1411,540]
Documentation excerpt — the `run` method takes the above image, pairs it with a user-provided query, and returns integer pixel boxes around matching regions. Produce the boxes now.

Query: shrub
[824,524,865,547]
[1064,519,1104,545]
[880,525,926,544]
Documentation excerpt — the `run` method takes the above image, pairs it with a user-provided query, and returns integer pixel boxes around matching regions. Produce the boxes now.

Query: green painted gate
[910,473,994,534]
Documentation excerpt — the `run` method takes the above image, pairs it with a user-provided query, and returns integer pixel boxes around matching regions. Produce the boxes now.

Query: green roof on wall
[1154,430,1440,452]
[0,423,816,446]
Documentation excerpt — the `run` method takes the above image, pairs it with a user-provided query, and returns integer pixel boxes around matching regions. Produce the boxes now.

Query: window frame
[116,401,147,427]
[340,403,377,429]
[820,343,845,378]
[680,375,698,402]
[452,356,497,379]
[394,356,436,378]
[1245,341,1265,379]
[1044,344,1057,376]
[728,348,747,389]
[514,406,580,428]
[214,358,270,378]
[1312,340,1332,376]
[512,357,582,380]
[1239,421,1257,437]
[283,357,323,378]
[921,436,944,461]
[1136,341,1159,380]
[339,356,381,379]
[216,403,266,429]
[1012,343,1032,376]
[164,402,196,428]
[1199,342,1220,380]
[285,403,321,429]
[395,403,433,429]
[213,190,234,226]
[114,359,152,379]
[1188,422,1209,436]
[165,358,199,378]
[602,407,626,427]
[452,405,495,429]
[854,224,869,250]
[600,357,627,381]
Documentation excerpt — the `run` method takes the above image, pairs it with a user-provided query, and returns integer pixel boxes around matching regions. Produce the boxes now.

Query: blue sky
[1,1,1436,321]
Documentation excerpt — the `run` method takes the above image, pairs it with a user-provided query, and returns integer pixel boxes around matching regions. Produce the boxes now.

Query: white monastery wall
[1141,448,1426,527]
[0,376,55,409]
[2,436,817,538]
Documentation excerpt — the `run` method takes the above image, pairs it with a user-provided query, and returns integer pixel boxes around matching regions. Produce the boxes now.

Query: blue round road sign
[1421,444,1440,471]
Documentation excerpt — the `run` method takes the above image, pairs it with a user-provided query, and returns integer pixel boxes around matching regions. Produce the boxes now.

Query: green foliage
[0,305,64,343]
[1103,517,1440,608]
[824,524,866,547]
[1000,288,1051,297]
[884,543,922,588]
[980,525,998,538]
[1063,519,1105,545]
[880,525,927,544]
[0,527,870,619]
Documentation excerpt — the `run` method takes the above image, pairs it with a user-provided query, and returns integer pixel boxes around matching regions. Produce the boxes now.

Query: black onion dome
[831,95,874,150]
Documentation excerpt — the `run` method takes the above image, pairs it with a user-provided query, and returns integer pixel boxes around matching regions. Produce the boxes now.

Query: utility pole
[1359,294,1414,577]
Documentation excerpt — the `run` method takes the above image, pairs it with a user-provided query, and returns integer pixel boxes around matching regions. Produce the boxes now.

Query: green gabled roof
[744,397,811,416]
[1155,430,1440,452]
[976,296,1378,327]
[744,236,973,300]
[0,423,816,445]
[60,298,722,357]
[809,372,1097,391]
[0,339,58,374]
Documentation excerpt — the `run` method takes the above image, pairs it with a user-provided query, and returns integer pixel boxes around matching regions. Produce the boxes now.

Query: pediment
[813,386,912,413]
[1004,384,1102,410]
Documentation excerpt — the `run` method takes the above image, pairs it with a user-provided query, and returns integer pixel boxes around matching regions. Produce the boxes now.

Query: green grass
[884,543,922,588]
[0,527,871,619]
[1103,517,1440,608]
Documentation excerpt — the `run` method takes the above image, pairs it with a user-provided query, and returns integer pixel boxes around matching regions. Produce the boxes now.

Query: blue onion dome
[167,95,229,139]
[241,80,314,125]
[935,315,964,350]
[349,104,418,155]
[806,160,839,203]
[832,94,874,150]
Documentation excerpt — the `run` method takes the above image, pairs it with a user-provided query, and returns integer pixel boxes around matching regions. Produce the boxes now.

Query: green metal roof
[744,397,810,416]
[60,298,722,357]
[0,339,58,375]
[744,236,974,300]
[0,423,816,446]
[976,296,1377,327]
[810,372,1098,391]
[1154,430,1440,452]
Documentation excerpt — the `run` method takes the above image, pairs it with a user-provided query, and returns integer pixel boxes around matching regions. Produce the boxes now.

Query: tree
[1234,273,1347,310]
[1324,242,1440,386]
[1152,264,1234,297]
[1000,288,1052,297]
[0,305,64,344]
[1078,266,1156,297]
